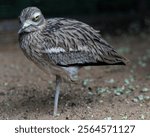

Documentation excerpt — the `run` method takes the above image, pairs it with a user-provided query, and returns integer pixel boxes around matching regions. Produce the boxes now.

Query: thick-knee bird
[18,7,127,116]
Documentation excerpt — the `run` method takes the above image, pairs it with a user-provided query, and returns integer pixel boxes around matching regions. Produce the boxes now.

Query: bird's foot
[53,112,60,117]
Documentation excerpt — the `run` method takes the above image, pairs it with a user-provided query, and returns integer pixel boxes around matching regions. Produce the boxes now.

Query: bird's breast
[19,34,65,77]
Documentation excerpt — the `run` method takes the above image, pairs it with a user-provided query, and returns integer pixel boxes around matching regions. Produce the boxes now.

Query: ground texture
[0,32,150,120]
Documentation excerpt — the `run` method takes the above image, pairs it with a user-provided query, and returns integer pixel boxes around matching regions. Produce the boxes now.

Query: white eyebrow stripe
[33,12,41,17]
[45,47,66,53]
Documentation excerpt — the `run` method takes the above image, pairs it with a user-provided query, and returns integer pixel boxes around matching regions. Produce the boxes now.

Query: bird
[18,7,127,116]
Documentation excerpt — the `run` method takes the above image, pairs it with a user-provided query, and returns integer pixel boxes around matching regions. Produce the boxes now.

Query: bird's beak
[18,22,30,34]
[18,28,23,34]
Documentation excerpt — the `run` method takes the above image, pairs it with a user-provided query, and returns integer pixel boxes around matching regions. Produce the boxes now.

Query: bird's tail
[109,51,129,65]
[99,49,129,66]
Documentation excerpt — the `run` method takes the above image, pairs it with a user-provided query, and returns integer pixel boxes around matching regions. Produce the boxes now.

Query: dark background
[0,0,148,18]
[0,0,149,33]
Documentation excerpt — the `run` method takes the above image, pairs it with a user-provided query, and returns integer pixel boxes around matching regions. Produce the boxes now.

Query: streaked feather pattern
[40,18,126,66]
[19,7,127,79]
[18,7,127,115]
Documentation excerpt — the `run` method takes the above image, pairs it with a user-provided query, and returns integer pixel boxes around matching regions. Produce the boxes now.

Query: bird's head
[18,7,46,34]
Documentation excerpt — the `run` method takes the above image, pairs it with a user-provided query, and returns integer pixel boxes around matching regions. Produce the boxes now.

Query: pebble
[104,117,112,120]
[141,87,149,92]
[82,79,90,87]
[140,114,145,120]
[132,98,139,103]
[105,78,115,84]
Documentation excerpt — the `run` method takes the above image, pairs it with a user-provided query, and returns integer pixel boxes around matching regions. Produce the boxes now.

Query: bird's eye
[32,15,40,22]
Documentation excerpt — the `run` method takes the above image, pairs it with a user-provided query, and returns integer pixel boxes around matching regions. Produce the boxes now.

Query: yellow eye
[32,15,40,22]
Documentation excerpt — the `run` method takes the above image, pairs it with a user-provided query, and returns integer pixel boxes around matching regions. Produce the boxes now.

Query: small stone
[141,88,149,92]
[104,117,112,120]
[128,85,135,91]
[144,96,150,100]
[140,104,143,107]
[132,98,139,103]
[114,86,125,96]
[4,82,8,86]
[140,114,145,120]
[99,100,103,103]
[135,85,140,89]
[96,87,108,94]
[48,80,53,84]
[114,92,121,96]
[105,78,115,84]
[73,75,79,81]
[87,106,91,109]
[88,91,93,96]
[124,79,130,85]
[137,95,144,101]
[82,79,90,87]
[125,90,131,94]
[122,115,128,120]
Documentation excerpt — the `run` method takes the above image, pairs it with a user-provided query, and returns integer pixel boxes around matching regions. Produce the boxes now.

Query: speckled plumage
[18,7,127,115]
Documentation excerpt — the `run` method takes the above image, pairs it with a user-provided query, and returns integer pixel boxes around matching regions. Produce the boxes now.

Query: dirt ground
[0,31,150,120]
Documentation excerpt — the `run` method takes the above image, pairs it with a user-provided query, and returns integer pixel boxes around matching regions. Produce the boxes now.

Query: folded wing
[41,18,127,66]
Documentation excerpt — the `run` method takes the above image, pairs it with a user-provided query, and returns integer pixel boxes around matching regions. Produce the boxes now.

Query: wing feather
[41,18,127,66]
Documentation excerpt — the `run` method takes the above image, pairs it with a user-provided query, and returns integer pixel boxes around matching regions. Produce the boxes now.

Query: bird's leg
[53,75,61,116]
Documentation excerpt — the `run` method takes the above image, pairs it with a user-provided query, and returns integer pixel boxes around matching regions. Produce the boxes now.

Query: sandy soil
[0,32,150,120]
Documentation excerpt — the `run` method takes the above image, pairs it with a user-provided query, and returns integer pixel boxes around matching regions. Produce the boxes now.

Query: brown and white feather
[19,8,127,81]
